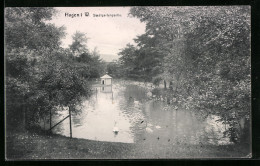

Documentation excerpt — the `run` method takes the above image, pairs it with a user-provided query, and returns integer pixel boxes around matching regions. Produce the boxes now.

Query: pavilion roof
[100,74,112,79]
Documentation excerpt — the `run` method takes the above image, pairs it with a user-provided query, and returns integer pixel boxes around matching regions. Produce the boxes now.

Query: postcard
[5,6,251,159]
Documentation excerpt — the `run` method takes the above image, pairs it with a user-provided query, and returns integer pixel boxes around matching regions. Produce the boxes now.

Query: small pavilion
[100,73,112,85]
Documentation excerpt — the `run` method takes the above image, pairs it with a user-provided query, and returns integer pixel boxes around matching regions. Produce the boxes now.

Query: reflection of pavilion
[100,85,112,93]
[100,73,113,93]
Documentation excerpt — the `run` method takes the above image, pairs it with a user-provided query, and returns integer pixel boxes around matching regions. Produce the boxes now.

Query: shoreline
[5,79,251,160]
[6,127,250,160]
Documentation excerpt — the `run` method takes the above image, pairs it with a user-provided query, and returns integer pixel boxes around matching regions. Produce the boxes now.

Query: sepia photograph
[5,6,251,159]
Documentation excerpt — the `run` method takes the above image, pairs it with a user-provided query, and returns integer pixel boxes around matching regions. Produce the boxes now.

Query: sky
[48,7,146,62]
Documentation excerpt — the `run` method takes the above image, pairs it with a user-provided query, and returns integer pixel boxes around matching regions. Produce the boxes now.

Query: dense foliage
[108,6,251,143]
[5,7,104,129]
[5,6,251,144]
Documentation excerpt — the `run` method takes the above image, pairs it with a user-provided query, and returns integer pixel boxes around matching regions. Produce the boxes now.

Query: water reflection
[50,80,232,145]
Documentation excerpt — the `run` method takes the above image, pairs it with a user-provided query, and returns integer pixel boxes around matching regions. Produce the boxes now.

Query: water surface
[50,80,231,145]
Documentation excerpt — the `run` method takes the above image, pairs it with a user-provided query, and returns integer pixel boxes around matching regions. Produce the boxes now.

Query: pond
[49,80,232,145]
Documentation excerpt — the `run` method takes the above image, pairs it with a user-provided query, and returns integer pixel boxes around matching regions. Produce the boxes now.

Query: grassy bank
[6,128,250,160]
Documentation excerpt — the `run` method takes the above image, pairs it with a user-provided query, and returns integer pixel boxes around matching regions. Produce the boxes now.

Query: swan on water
[113,121,119,134]
[145,122,153,133]
[145,127,153,133]
[147,91,152,98]
[155,125,161,129]
[134,100,141,108]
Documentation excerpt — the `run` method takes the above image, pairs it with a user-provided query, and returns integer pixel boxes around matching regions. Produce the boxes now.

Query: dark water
[49,80,232,145]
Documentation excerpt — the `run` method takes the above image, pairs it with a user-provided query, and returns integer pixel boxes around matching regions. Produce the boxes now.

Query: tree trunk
[174,70,183,93]
[169,81,173,90]
[44,115,46,130]
[175,79,179,93]
[234,112,243,137]
[164,80,167,89]
[69,106,72,138]
[23,105,26,130]
[49,108,52,130]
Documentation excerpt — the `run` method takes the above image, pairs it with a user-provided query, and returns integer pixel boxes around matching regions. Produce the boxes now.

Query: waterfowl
[113,121,119,134]
[134,100,141,108]
[155,125,161,129]
[145,122,153,133]
[145,127,153,133]
[147,91,152,98]
[160,96,164,101]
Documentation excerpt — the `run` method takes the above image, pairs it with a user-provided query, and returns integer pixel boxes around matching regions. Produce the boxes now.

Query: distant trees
[69,31,89,56]
[107,60,124,78]
[118,44,140,79]
[69,32,105,78]
[75,51,105,79]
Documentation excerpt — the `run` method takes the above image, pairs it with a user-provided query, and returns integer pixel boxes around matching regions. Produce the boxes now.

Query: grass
[5,127,251,160]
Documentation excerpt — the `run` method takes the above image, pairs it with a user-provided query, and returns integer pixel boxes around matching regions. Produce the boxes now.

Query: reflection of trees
[123,85,147,103]
[117,84,148,141]
[194,109,250,144]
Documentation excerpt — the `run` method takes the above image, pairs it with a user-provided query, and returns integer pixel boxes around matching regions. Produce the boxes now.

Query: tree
[107,60,124,78]
[118,44,139,79]
[69,31,89,56]
[5,7,65,50]
[118,44,137,68]
[130,6,251,143]
[5,8,90,129]
[68,32,105,78]
[184,7,251,143]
